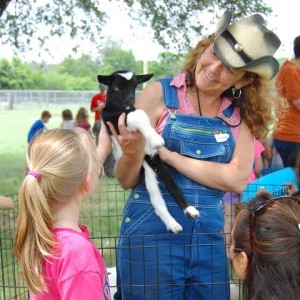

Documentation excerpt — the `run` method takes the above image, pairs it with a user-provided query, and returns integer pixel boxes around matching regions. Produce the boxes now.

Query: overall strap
[157,78,179,110]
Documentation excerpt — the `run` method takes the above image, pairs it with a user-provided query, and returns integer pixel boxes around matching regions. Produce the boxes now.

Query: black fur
[97,70,196,215]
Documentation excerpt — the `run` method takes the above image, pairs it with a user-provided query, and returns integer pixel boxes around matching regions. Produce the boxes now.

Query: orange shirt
[273,60,300,142]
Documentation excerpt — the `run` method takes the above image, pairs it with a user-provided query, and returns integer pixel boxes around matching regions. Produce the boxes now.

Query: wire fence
[0,180,287,299]
[0,90,97,110]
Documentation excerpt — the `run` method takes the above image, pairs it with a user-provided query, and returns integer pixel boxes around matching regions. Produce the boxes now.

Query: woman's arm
[112,82,165,189]
[96,122,112,167]
[159,121,254,193]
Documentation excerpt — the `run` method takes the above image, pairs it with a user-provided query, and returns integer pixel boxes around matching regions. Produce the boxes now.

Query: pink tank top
[155,73,241,140]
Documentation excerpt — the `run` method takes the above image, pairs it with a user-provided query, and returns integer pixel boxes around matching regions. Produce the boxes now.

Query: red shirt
[90,93,106,121]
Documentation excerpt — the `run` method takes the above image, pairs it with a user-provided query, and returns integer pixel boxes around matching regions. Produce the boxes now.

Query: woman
[110,12,281,299]
[230,192,300,299]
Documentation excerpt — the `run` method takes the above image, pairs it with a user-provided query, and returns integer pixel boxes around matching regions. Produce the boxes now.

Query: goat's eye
[113,86,119,91]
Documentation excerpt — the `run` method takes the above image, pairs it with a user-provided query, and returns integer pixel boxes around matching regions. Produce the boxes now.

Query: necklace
[196,88,202,116]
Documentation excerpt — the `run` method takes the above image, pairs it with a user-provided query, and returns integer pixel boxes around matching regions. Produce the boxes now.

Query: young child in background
[27,110,52,144]
[230,192,300,300]
[60,109,74,129]
[75,107,92,134]
[14,127,112,299]
[224,138,265,252]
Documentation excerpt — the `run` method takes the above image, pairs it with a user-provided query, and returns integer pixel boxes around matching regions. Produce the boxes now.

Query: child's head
[230,192,300,299]
[99,83,107,94]
[41,110,52,123]
[61,109,73,121]
[75,107,89,123]
[14,128,100,295]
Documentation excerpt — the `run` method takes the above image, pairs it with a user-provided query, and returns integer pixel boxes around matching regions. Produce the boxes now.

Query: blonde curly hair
[182,35,285,139]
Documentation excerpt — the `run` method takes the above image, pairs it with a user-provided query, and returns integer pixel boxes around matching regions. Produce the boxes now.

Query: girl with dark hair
[230,192,300,300]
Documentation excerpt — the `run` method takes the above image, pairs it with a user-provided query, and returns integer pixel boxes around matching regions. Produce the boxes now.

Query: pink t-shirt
[30,225,111,300]
[155,73,241,140]
[248,139,265,183]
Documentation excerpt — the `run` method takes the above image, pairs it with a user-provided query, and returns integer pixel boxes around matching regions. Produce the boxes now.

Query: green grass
[0,103,89,195]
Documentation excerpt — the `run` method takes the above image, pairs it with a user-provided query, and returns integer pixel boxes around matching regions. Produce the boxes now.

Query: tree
[148,52,185,79]
[98,43,140,75]
[0,0,272,54]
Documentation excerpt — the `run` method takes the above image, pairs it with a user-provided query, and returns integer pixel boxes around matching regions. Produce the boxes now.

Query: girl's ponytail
[14,171,56,295]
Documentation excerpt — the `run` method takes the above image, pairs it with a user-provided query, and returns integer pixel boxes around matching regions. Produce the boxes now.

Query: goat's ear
[97,75,112,85]
[136,73,154,84]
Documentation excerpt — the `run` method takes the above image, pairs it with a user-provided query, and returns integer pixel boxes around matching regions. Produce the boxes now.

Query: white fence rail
[0,90,98,109]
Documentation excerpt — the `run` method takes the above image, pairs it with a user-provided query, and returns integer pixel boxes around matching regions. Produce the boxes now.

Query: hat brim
[215,11,232,37]
[213,36,280,80]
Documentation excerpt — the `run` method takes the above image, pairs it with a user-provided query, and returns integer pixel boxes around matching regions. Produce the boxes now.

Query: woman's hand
[106,113,146,189]
[285,183,298,196]
[107,113,146,161]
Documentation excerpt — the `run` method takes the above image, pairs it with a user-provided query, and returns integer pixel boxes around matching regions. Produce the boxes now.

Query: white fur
[118,71,133,80]
[112,109,199,233]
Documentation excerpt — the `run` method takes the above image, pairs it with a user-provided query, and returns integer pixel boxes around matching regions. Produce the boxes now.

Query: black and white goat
[98,70,199,233]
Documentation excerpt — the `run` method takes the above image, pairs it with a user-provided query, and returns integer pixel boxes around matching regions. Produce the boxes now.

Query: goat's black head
[97,70,153,111]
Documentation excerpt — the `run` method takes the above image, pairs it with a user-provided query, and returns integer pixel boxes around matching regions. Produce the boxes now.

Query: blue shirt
[27,119,45,143]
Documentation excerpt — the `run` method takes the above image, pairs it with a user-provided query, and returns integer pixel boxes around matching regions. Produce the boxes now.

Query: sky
[1,0,299,63]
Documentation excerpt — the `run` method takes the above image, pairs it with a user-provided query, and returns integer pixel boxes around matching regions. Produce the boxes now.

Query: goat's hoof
[184,206,199,219]
[167,221,183,233]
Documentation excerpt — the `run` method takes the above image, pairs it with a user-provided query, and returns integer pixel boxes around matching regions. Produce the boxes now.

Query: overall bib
[116,78,235,300]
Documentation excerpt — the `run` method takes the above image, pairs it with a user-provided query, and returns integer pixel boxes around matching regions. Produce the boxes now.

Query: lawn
[0,103,92,195]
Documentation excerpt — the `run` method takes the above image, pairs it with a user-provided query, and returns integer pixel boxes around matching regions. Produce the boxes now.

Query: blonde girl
[14,126,112,299]
[75,106,92,134]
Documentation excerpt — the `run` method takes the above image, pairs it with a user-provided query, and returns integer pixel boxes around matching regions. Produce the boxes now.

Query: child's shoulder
[52,226,104,275]
[53,227,97,259]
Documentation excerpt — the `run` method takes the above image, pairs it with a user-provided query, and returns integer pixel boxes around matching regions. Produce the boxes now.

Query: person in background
[75,107,92,134]
[14,127,112,299]
[224,138,265,252]
[273,36,300,167]
[60,109,74,129]
[107,11,281,300]
[90,83,115,177]
[230,192,300,300]
[27,110,52,144]
[90,83,106,144]
[0,196,13,210]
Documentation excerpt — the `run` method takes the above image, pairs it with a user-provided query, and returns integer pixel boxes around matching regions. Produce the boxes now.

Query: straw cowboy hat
[213,11,281,80]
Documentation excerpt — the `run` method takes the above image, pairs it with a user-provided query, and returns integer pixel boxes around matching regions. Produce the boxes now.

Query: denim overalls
[116,78,235,300]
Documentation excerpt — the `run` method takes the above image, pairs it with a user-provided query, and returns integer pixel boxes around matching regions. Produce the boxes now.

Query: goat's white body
[112,109,199,233]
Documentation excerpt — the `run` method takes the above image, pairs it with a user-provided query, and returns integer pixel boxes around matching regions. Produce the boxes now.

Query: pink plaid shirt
[155,73,241,140]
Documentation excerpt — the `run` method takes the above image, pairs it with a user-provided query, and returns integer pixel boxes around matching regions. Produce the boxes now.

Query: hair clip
[27,170,41,181]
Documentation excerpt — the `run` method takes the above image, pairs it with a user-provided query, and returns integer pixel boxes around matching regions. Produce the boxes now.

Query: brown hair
[232,193,300,299]
[13,128,100,295]
[41,110,51,119]
[61,109,73,121]
[182,35,285,139]
[75,107,89,124]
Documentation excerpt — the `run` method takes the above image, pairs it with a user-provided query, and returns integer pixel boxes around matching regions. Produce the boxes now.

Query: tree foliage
[0,45,184,90]
[0,0,272,54]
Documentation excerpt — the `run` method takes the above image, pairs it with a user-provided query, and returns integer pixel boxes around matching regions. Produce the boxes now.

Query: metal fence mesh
[0,181,285,299]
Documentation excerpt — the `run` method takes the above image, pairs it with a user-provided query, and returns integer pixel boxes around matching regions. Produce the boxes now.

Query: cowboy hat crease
[213,11,281,80]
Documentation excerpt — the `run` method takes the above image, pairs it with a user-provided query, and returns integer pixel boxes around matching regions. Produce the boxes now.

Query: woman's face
[194,44,252,95]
